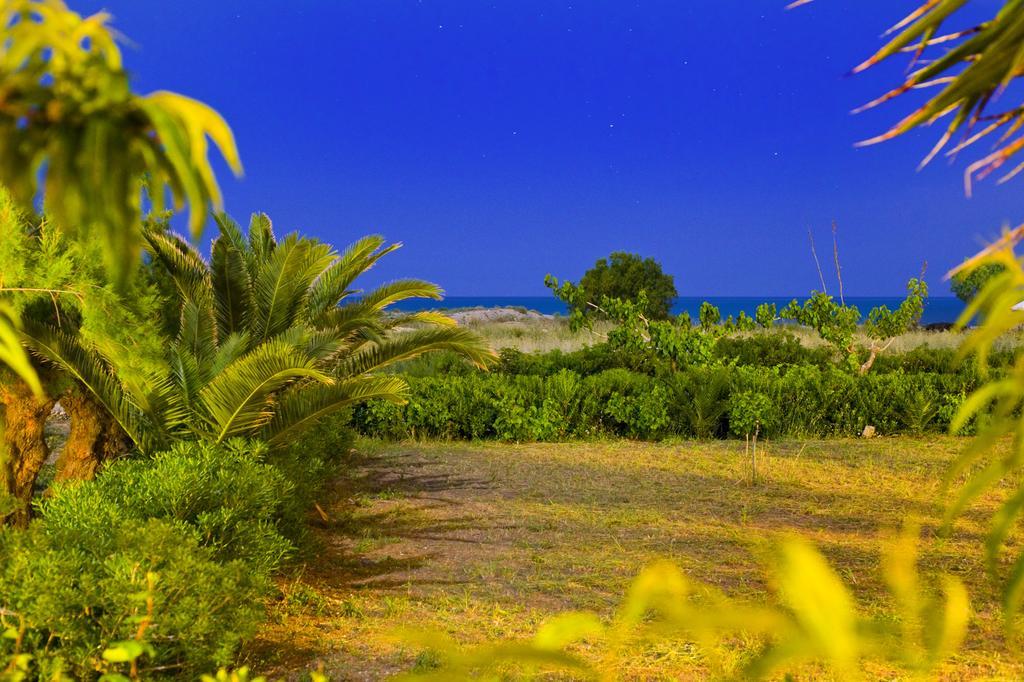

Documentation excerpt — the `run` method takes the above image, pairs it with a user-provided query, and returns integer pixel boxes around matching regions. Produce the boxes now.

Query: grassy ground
[249,437,1024,680]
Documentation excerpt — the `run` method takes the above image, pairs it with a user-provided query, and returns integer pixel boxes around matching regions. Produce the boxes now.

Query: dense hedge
[353,364,981,441]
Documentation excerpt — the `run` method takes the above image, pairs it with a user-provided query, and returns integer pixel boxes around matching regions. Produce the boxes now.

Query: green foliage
[0,189,171,393]
[728,390,776,437]
[573,252,678,320]
[23,215,493,453]
[401,527,968,679]
[950,263,1004,303]
[782,280,928,373]
[0,0,241,278]
[544,251,679,321]
[755,302,777,328]
[0,424,359,679]
[944,238,1024,621]
[733,309,756,332]
[714,330,832,368]
[0,517,265,679]
[39,439,295,574]
[0,0,242,394]
[865,279,928,342]
[666,367,731,439]
[355,363,976,441]
[0,304,40,397]
[808,0,1024,193]
[698,301,721,329]
[781,291,860,366]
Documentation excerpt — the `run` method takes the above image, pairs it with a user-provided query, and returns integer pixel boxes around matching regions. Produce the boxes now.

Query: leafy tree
[25,214,494,457]
[698,301,721,330]
[0,190,167,523]
[553,252,677,321]
[546,278,722,370]
[755,303,777,329]
[781,280,927,374]
[733,310,756,332]
[0,0,240,402]
[950,263,1004,303]
[781,292,861,370]
[862,278,928,373]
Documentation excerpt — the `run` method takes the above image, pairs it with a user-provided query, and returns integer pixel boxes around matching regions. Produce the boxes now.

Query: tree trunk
[0,381,56,526]
[859,347,879,375]
[56,388,128,484]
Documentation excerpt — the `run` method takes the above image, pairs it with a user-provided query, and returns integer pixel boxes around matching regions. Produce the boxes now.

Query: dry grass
[248,437,1024,680]
[454,314,1024,355]
[454,315,613,354]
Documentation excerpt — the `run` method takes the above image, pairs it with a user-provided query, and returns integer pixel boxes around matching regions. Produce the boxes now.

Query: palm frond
[209,331,251,376]
[338,326,495,376]
[262,375,409,447]
[210,229,252,338]
[304,235,401,321]
[384,311,459,329]
[168,343,204,416]
[0,304,42,396]
[213,212,249,253]
[144,228,212,306]
[178,298,218,365]
[246,212,277,278]
[357,279,444,313]
[812,0,1024,191]
[197,338,333,443]
[249,235,333,341]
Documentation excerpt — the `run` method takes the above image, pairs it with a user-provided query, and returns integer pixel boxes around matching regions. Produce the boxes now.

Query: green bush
[728,390,778,438]
[0,518,265,679]
[713,332,831,368]
[665,367,731,438]
[353,364,979,442]
[269,409,356,537]
[40,439,295,574]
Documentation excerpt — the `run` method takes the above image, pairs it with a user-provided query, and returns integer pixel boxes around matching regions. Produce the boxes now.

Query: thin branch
[808,227,828,294]
[0,287,84,301]
[831,221,845,306]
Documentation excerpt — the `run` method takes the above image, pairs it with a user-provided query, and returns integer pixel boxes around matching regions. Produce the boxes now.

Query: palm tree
[25,213,493,460]
[795,0,1024,193]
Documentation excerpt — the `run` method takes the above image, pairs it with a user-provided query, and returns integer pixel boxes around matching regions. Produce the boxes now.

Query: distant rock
[448,307,553,324]
[861,425,876,439]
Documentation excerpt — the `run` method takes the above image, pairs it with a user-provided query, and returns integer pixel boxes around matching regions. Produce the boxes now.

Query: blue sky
[80,1,1018,296]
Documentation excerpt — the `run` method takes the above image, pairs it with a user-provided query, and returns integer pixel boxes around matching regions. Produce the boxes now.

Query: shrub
[353,363,978,442]
[0,517,265,679]
[950,262,1004,303]
[40,439,295,574]
[728,390,778,438]
[269,409,356,539]
[714,331,831,368]
[665,368,731,438]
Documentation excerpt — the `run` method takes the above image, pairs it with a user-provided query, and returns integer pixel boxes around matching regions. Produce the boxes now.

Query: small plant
[755,302,777,329]
[698,301,721,330]
[729,390,775,483]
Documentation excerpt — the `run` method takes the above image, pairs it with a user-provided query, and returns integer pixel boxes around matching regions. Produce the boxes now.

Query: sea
[389,296,967,326]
